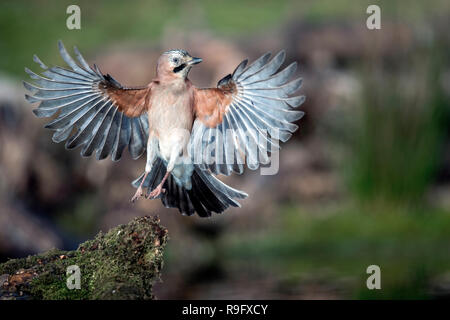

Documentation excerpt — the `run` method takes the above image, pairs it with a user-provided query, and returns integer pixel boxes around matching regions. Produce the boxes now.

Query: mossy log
[0,216,168,300]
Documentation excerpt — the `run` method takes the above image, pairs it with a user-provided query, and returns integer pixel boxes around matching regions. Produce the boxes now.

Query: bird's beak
[188,57,202,65]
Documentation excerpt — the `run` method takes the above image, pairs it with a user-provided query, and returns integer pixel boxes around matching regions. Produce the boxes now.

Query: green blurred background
[0,0,449,299]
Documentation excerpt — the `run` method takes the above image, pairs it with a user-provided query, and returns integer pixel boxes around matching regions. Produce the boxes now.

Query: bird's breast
[148,85,194,140]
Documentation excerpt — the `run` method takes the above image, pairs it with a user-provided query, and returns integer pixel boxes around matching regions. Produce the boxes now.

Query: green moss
[0,216,168,300]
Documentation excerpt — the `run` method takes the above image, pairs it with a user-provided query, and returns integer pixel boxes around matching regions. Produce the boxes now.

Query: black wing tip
[104,74,122,88]
[96,150,109,161]
[261,52,272,63]
[24,94,38,103]
[217,74,232,87]
[65,140,77,150]
[111,154,122,162]
[22,80,33,91]
[32,108,45,117]
[32,54,47,69]
[232,58,249,78]
[93,64,104,78]
[57,39,65,50]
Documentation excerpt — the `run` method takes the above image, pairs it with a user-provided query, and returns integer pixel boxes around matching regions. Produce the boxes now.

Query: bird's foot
[130,187,144,203]
[147,184,166,199]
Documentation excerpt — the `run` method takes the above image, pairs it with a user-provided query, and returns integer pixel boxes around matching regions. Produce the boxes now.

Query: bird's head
[157,49,202,80]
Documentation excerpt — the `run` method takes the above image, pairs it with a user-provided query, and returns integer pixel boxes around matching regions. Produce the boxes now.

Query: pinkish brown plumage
[24,41,305,217]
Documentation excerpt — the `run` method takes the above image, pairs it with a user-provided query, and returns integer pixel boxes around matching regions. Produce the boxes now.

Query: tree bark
[0,215,167,300]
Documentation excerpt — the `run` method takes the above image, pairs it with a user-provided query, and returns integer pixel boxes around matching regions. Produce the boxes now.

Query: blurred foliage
[347,49,449,203]
[0,0,291,77]
[56,194,101,237]
[1,0,449,76]
[224,204,450,299]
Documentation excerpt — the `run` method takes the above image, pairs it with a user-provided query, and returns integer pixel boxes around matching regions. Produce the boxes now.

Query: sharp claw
[146,185,165,199]
[130,187,144,203]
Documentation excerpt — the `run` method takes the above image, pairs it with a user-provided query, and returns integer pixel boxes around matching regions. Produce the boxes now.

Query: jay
[24,41,305,217]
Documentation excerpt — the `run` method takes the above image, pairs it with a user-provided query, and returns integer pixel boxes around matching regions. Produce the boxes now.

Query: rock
[0,216,168,300]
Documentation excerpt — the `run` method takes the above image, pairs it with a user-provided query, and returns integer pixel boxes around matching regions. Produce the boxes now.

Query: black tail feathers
[132,158,247,217]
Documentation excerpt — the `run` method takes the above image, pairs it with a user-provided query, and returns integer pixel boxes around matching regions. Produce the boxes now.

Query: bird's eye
[173,58,179,64]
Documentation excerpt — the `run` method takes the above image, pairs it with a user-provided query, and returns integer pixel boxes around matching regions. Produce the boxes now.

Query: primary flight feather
[24,41,305,217]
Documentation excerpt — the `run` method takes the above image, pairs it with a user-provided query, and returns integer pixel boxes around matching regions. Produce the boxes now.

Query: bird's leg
[147,139,184,199]
[131,136,157,203]
[147,170,169,199]
[131,171,149,203]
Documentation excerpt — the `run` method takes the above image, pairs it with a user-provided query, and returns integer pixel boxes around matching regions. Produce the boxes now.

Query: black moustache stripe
[173,63,186,73]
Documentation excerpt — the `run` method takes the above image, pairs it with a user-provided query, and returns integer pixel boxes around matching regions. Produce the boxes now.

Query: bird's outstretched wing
[191,51,305,175]
[24,40,151,161]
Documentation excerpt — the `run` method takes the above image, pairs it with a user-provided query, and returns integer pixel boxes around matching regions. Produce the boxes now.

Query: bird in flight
[24,41,305,217]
